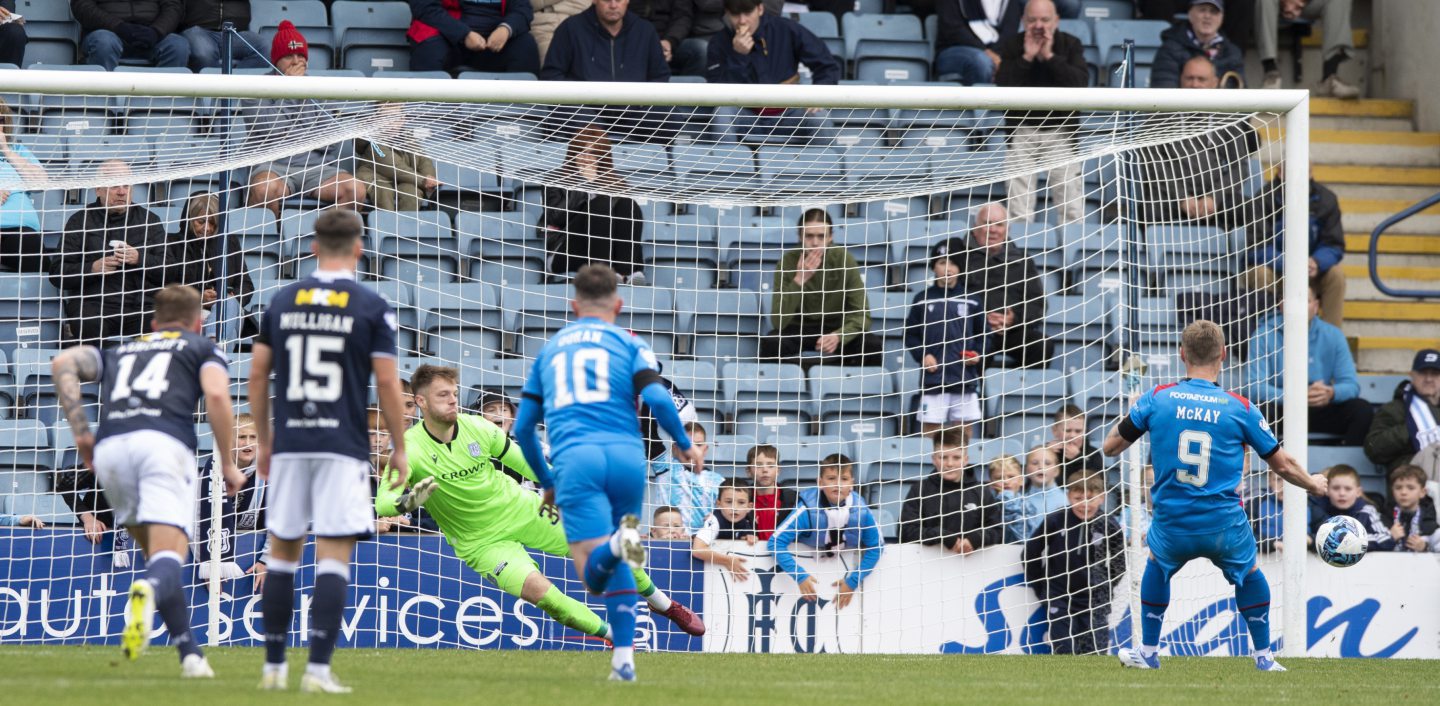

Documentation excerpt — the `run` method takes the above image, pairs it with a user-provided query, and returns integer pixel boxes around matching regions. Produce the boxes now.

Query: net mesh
[0,80,1291,656]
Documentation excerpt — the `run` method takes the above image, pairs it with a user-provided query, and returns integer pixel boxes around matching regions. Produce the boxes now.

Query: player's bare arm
[374,355,410,490]
[51,346,101,467]
[247,342,274,479]
[1101,420,1133,457]
[1263,446,1328,495]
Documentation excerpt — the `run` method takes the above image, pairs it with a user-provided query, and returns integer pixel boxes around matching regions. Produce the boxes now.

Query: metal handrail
[1368,191,1440,298]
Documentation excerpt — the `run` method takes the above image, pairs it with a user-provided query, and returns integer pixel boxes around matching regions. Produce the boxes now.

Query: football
[1315,515,1369,568]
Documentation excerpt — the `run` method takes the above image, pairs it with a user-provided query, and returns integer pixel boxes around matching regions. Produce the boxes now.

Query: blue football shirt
[1127,378,1280,534]
[522,318,662,458]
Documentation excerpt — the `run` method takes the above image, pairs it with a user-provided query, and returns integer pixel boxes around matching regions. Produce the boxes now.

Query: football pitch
[2,646,1433,705]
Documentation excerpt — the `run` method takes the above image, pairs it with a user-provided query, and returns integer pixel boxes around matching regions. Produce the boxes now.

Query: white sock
[603,624,614,641]
[306,663,331,679]
[645,588,672,613]
[264,662,287,675]
[1254,648,1273,659]
[1139,645,1158,658]
[612,646,634,671]
[608,531,622,556]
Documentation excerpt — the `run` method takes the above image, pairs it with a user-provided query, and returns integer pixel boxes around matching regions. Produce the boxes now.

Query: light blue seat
[1308,446,1380,477]
[7,493,77,525]
[502,283,575,358]
[767,435,852,484]
[855,436,933,484]
[983,367,1069,417]
[16,0,80,68]
[809,365,900,441]
[0,418,52,470]
[414,282,503,361]
[1357,374,1406,406]
[755,146,845,194]
[682,289,766,364]
[1144,224,1236,293]
[707,434,758,479]
[666,360,723,430]
[1043,295,1109,346]
[972,437,1025,468]
[1070,370,1123,420]
[614,286,679,358]
[250,0,328,32]
[672,143,758,190]
[996,413,1053,447]
[841,12,927,61]
[464,357,532,401]
[613,143,671,186]
[1062,222,1125,285]
[1081,0,1136,21]
[1094,19,1168,71]
[723,362,811,440]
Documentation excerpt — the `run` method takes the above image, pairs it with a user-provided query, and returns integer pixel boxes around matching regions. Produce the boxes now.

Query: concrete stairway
[1309,97,1440,373]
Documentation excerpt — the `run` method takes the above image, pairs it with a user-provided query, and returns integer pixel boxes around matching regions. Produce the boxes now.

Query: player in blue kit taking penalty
[514,264,704,682]
[1103,320,1327,672]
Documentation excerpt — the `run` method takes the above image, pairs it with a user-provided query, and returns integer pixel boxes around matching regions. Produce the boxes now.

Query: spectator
[1151,1,1245,89]
[1023,471,1124,654]
[1120,464,1154,543]
[473,389,516,433]
[532,0,586,61]
[1379,465,1438,553]
[648,505,689,539]
[1024,444,1066,532]
[541,0,669,82]
[899,428,1002,552]
[538,125,646,282]
[0,1,26,66]
[706,0,840,145]
[367,408,414,534]
[241,23,367,216]
[745,443,795,540]
[408,0,542,74]
[163,192,254,342]
[1256,0,1358,97]
[1365,349,1440,475]
[181,0,267,70]
[690,479,760,580]
[1307,464,1387,550]
[638,373,700,459]
[652,421,722,532]
[995,0,1088,224]
[767,454,882,611]
[1049,404,1103,479]
[933,0,1023,85]
[1249,282,1372,445]
[1136,0,1255,48]
[1137,57,1261,227]
[1247,170,1346,327]
[0,512,45,528]
[1246,468,1297,553]
[54,464,127,565]
[668,0,782,77]
[196,413,266,583]
[934,203,1048,368]
[72,0,191,70]
[988,454,1030,543]
[401,378,419,420]
[906,238,989,437]
[55,159,169,347]
[628,0,685,72]
[0,97,50,275]
[356,138,438,212]
[763,208,880,368]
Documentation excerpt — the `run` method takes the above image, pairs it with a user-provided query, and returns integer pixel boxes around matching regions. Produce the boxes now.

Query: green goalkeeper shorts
[458,497,572,597]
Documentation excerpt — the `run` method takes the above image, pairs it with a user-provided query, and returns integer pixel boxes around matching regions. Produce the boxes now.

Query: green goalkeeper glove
[395,477,438,514]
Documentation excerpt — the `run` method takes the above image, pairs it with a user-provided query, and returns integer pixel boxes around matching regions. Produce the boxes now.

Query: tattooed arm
[51,346,103,468]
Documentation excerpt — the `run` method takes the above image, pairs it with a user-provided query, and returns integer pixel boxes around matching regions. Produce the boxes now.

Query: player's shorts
[917,392,982,425]
[93,430,197,535]
[553,442,647,543]
[457,496,570,596]
[266,453,374,540]
[1147,519,1258,586]
[253,161,342,195]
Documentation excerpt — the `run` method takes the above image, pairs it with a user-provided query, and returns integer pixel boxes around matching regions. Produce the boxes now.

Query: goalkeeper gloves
[395,477,438,513]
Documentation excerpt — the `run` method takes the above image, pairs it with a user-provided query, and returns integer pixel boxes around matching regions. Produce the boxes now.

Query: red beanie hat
[271,20,309,65]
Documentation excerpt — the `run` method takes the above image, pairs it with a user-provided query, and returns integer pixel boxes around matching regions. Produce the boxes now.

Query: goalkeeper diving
[375,364,705,641]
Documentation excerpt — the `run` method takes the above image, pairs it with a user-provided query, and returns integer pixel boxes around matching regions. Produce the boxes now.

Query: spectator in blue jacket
[706,0,840,144]
[1150,0,1245,89]
[1249,281,1372,445]
[768,454,882,611]
[905,238,989,437]
[409,0,542,74]
[1248,172,1346,327]
[542,0,674,140]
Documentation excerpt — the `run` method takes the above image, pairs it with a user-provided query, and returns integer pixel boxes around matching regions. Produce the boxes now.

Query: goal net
[0,70,1310,657]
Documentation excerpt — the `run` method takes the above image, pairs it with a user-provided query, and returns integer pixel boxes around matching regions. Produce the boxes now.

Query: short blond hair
[988,455,1022,478]
[1181,320,1225,366]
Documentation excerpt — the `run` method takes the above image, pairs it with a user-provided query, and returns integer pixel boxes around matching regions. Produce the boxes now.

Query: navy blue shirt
[256,271,398,461]
[95,328,228,451]
[706,14,840,86]
[540,7,670,82]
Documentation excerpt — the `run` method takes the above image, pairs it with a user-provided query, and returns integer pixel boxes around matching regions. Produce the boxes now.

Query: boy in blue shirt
[768,454,883,611]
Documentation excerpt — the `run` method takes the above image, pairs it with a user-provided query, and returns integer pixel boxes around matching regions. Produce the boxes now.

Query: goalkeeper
[376,365,705,640]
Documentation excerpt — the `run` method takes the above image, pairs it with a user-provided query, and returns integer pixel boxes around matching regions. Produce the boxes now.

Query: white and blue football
[1315,515,1368,568]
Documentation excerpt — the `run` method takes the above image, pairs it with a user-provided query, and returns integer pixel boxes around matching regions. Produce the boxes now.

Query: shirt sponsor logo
[294,288,350,308]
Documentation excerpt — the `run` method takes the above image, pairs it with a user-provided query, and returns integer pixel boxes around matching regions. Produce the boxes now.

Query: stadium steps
[1309,98,1412,133]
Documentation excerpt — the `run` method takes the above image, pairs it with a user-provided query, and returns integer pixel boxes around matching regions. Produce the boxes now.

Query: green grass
[2,646,1435,705]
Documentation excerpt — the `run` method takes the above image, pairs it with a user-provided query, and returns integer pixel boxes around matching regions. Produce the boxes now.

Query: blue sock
[603,566,638,649]
[583,540,621,595]
[1235,569,1272,654]
[1139,558,1170,650]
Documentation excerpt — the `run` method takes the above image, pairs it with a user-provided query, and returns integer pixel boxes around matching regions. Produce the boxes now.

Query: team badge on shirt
[468,442,482,457]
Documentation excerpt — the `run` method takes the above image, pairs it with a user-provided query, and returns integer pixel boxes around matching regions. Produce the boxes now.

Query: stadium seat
[809,366,901,441]
[16,0,81,68]
[359,280,419,353]
[1062,222,1124,286]
[645,214,721,290]
[995,413,1053,447]
[0,418,52,471]
[1357,374,1406,406]
[372,210,461,285]
[755,146,845,194]
[971,437,1026,469]
[6,492,78,525]
[841,13,927,62]
[665,359,724,431]
[766,436,853,484]
[671,143,758,190]
[706,434,758,479]
[1080,0,1136,20]
[680,289,765,364]
[1069,370,1124,420]
[982,368,1068,418]
[796,12,843,59]
[1093,19,1168,72]
[614,285,680,358]
[1043,295,1110,347]
[855,436,933,484]
[613,143,672,187]
[502,283,576,358]
[413,282,504,362]
[1308,446,1381,477]
[723,362,812,441]
[250,0,328,33]
[1144,224,1235,292]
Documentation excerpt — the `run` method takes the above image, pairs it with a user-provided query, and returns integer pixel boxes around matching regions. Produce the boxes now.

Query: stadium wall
[1,532,1428,657]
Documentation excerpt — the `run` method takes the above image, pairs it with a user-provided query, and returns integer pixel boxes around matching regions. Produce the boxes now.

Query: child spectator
[768,454,883,611]
[648,506,689,540]
[473,390,516,434]
[0,513,46,528]
[899,429,1001,552]
[691,480,761,580]
[1049,404,1103,478]
[1247,469,1286,553]
[402,379,419,420]
[1379,465,1439,553]
[368,408,412,534]
[987,454,1029,543]
[746,444,795,540]
[1120,465,1154,544]
[1308,465,1389,551]
[1024,444,1067,523]
[1023,471,1125,655]
[652,422,723,532]
[905,240,989,437]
